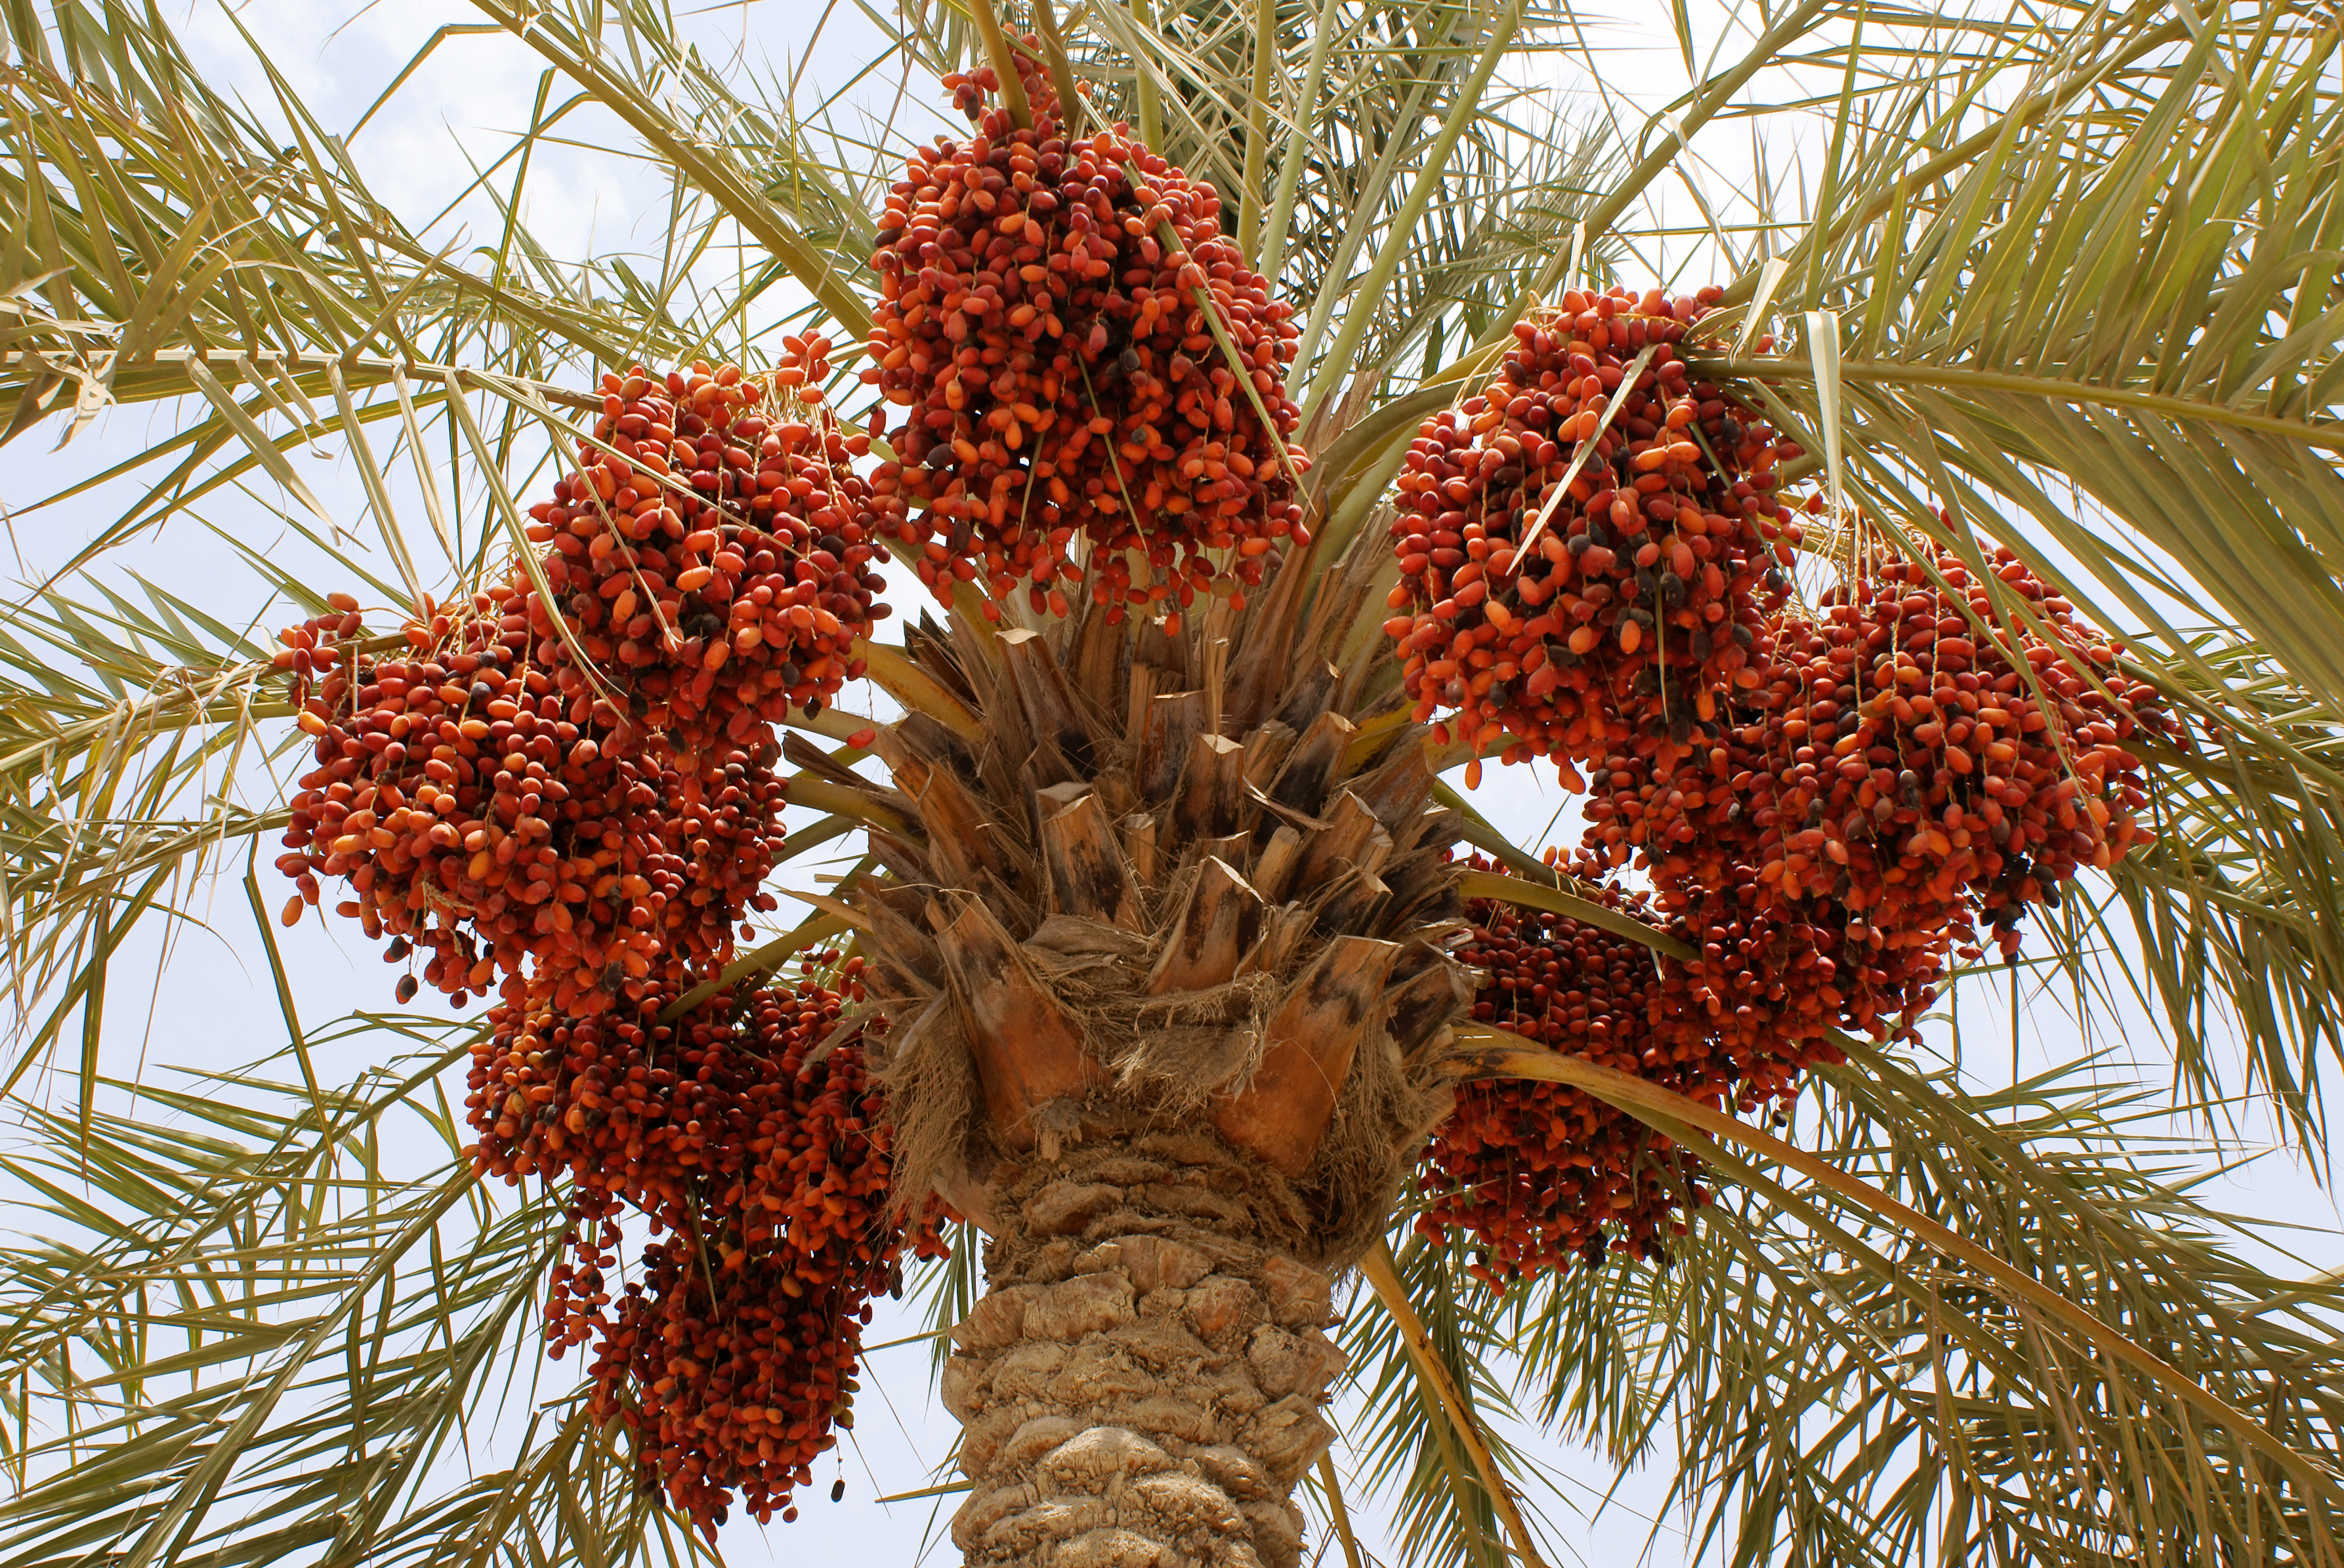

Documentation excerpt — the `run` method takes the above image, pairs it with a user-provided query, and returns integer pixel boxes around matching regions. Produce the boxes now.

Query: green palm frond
[2108,637,2344,1145]
[0,0,795,587]
[1672,3,2344,1144]
[462,0,885,338]
[1463,1035,2344,1567]
[0,1031,698,1568]
[1342,1235,1547,1568]
[0,29,648,426]
[0,569,293,1094]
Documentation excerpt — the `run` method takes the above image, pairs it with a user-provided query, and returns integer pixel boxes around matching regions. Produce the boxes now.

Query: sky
[3,3,2339,1566]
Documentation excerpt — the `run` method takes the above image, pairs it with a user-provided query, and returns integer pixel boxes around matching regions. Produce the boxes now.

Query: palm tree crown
[2,1,2342,1565]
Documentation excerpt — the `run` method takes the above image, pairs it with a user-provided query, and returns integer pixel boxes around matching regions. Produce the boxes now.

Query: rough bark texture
[944,1133,1344,1568]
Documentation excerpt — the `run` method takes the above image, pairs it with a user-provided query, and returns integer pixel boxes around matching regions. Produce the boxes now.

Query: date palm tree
[3,1,2343,1566]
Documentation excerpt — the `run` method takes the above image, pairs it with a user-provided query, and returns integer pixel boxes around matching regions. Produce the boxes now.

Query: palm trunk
[943,1133,1344,1568]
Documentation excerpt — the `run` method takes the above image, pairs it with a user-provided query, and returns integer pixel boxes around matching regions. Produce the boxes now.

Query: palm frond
[1680,6,2344,1143]
[0,24,656,438]
[1341,1230,1550,1568]
[0,1028,705,1568]
[0,569,294,1089]
[1455,1029,2344,1567]
[2107,638,2344,1148]
[463,0,887,340]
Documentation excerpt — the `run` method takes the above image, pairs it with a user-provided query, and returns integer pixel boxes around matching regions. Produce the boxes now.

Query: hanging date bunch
[1384,285,1799,777]
[1419,857,1716,1282]
[472,958,923,1259]
[1596,539,2165,1041]
[1803,544,2163,957]
[275,347,943,1540]
[522,345,889,760]
[864,46,1307,626]
[1427,871,1901,1283]
[1582,619,1947,1052]
[271,588,786,1014]
[586,1224,874,1534]
[1578,674,1912,1051]
[513,972,952,1537]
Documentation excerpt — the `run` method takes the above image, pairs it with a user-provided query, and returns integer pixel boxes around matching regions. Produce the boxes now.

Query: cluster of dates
[1420,859,1713,1280]
[523,339,887,759]
[1385,287,1793,787]
[486,966,948,1531]
[1401,299,2167,1274]
[273,587,784,1017]
[277,358,946,1535]
[865,49,1306,628]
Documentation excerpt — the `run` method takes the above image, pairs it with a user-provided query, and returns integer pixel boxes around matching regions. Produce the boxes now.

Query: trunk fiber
[943,1132,1345,1567]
